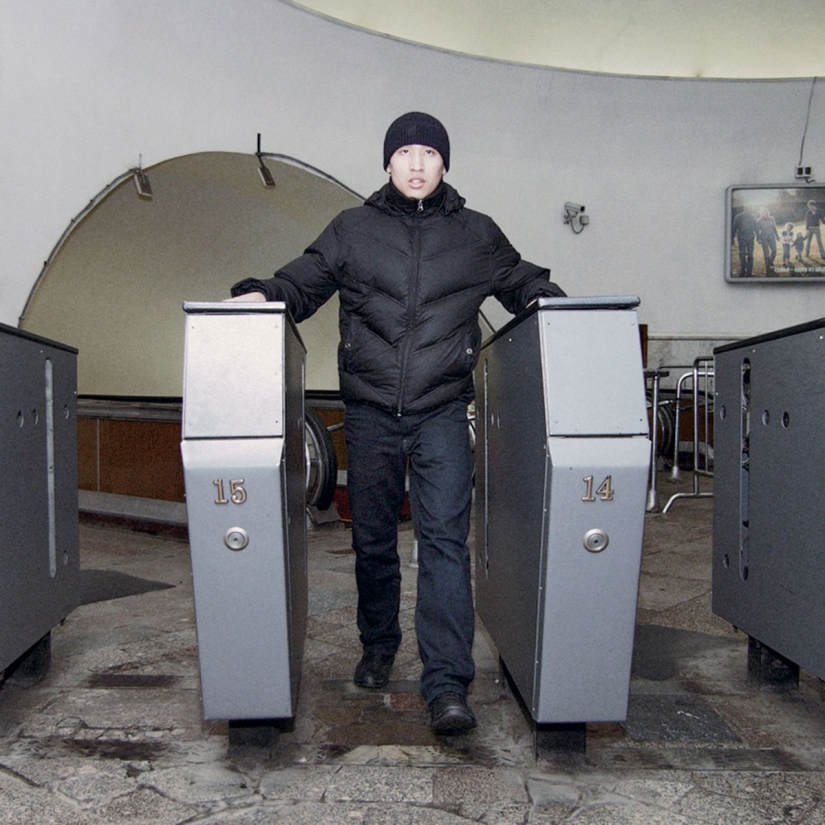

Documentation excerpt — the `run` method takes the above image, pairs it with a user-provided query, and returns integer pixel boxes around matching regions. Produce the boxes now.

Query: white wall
[3,0,824,368]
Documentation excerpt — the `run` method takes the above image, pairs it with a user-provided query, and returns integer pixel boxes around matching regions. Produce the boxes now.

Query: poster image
[727,185,825,282]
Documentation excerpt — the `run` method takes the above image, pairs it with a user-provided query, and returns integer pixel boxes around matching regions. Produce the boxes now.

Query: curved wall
[4,0,825,386]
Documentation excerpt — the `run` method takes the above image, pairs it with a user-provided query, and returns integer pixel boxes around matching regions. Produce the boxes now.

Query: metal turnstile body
[1,323,79,673]
[713,318,825,680]
[181,302,307,720]
[475,297,650,723]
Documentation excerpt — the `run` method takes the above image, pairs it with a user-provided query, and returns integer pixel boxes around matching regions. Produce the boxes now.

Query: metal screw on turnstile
[224,527,250,551]
[583,528,609,553]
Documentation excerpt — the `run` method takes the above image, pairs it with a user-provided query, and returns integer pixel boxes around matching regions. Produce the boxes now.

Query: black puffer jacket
[232,181,565,415]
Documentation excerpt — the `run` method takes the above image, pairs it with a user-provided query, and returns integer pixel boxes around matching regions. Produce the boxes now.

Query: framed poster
[726,185,825,282]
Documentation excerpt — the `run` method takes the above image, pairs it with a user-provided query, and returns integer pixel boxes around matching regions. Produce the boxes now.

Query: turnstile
[475,296,650,723]
[713,318,825,681]
[1,323,79,678]
[181,302,307,720]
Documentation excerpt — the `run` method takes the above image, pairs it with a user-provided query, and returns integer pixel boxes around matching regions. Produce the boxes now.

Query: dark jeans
[760,237,777,269]
[737,235,755,276]
[344,399,475,704]
[806,226,824,257]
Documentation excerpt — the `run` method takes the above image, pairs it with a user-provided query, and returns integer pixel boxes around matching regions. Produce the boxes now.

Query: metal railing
[662,357,714,513]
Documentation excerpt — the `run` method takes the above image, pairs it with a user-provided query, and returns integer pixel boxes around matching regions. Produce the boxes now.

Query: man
[755,207,779,275]
[731,206,758,277]
[227,112,564,734]
[804,199,824,258]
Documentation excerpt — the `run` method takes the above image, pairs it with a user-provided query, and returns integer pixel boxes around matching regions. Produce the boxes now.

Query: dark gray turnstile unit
[475,297,650,723]
[181,302,307,721]
[1,323,79,678]
[713,318,825,682]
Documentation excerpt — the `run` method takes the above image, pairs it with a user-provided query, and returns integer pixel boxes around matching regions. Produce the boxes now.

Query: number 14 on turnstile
[582,475,614,502]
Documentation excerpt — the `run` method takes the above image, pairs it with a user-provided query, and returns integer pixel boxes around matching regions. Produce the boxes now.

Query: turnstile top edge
[714,316,825,354]
[536,295,640,311]
[1,321,79,355]
[481,295,640,350]
[183,301,288,314]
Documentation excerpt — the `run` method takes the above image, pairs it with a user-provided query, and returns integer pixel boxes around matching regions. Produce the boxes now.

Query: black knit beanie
[383,112,450,172]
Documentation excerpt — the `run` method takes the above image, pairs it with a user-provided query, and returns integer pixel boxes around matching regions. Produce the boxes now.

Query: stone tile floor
[1,476,824,823]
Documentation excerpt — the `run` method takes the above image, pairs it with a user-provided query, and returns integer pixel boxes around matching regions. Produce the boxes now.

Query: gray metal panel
[182,303,288,439]
[713,324,825,680]
[711,346,746,626]
[475,298,649,724]
[282,311,308,700]
[0,325,79,672]
[539,309,648,436]
[536,437,648,722]
[183,438,294,719]
[475,312,547,706]
[181,302,307,720]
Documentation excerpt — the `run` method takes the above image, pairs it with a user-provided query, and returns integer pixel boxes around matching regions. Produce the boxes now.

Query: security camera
[563,201,589,233]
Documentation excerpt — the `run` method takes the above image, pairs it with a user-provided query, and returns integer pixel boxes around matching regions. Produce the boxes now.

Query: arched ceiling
[20,154,358,396]
[293,0,824,79]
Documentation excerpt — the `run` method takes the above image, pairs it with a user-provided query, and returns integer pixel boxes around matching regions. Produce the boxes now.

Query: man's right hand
[223,292,266,303]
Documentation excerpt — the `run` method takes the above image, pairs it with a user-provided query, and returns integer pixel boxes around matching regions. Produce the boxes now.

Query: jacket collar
[367,181,465,217]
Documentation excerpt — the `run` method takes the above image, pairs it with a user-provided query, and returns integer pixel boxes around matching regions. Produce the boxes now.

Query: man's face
[386,144,446,200]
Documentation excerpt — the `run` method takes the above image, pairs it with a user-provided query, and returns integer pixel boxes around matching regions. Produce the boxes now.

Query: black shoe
[353,652,395,689]
[429,691,476,735]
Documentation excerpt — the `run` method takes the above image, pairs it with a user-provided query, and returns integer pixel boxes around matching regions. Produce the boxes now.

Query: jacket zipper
[395,203,424,415]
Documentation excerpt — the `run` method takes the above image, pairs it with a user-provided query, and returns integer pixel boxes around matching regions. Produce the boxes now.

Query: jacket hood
[366,180,466,217]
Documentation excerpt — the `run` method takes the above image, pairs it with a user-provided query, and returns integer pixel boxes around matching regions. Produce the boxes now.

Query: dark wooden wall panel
[78,417,185,502]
